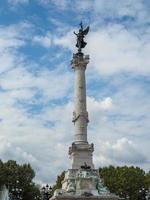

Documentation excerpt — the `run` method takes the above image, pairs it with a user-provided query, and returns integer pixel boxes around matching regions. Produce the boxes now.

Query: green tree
[23,183,41,200]
[145,171,150,188]
[99,166,146,200]
[51,171,65,197]
[0,160,40,200]
[0,160,5,187]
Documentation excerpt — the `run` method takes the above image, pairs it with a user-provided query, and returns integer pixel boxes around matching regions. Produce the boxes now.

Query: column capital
[71,53,90,70]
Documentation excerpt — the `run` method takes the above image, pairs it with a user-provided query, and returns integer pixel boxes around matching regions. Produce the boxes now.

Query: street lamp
[34,195,41,200]
[41,184,52,200]
[126,195,129,200]
[145,189,150,200]
[9,180,23,200]
[138,187,148,200]
[11,188,22,200]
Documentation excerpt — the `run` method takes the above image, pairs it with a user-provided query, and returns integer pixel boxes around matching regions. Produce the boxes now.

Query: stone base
[51,195,119,200]
[51,169,119,200]
[69,143,94,169]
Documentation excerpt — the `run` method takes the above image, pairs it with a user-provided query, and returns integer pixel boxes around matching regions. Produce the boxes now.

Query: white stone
[70,54,94,170]
[50,52,119,200]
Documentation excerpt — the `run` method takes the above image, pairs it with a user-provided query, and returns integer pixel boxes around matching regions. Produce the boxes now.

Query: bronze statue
[74,22,89,54]
[81,162,91,170]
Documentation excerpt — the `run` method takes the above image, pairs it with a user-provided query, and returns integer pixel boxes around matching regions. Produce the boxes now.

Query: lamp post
[41,184,52,200]
[145,189,150,200]
[9,180,23,200]
[34,195,41,200]
[139,187,147,200]
[119,191,125,199]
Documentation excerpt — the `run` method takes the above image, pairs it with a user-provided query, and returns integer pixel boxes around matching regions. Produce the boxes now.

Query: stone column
[69,53,94,169]
[71,53,89,144]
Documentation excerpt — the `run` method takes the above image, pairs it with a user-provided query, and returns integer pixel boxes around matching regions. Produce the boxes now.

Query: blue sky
[0,0,150,185]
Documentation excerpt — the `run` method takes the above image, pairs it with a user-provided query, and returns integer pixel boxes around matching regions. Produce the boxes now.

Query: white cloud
[0,38,24,50]
[38,0,150,27]
[0,137,37,164]
[0,23,30,51]
[0,100,73,184]
[33,33,52,48]
[8,0,29,6]
[88,81,150,170]
[0,22,74,184]
[35,69,73,101]
[93,0,150,25]
[87,25,150,75]
[51,0,69,10]
[0,64,73,102]
[107,138,146,163]
[94,138,147,167]
[88,97,113,111]
[75,0,93,11]
[53,30,75,51]
[94,0,135,16]
[0,51,18,73]
[38,0,70,10]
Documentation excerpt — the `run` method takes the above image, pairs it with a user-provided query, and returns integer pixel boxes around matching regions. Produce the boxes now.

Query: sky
[0,0,150,185]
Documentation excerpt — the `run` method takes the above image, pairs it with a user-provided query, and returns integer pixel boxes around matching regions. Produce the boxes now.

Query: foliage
[51,171,65,196]
[99,165,148,200]
[145,171,150,188]
[0,160,5,187]
[0,160,40,200]
[23,183,41,200]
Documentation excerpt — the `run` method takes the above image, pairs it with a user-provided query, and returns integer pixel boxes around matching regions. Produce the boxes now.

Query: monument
[51,23,119,200]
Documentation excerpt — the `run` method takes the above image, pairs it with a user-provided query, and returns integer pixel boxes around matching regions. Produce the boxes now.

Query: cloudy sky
[0,0,150,185]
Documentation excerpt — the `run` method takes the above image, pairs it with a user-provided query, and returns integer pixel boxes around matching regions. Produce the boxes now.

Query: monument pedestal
[69,143,94,169]
[51,195,118,200]
[51,169,119,200]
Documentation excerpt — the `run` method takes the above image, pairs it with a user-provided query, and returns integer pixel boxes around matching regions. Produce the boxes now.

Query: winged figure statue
[74,22,89,53]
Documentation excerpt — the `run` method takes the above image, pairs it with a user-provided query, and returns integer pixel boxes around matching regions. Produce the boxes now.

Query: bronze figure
[74,22,89,54]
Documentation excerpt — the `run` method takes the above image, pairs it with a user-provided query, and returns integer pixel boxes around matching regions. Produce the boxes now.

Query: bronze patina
[74,22,89,54]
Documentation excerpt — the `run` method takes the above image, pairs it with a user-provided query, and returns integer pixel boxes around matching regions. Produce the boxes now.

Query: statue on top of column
[74,22,89,54]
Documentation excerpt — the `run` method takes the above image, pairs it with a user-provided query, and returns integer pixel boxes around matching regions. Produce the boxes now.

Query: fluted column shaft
[71,54,89,144]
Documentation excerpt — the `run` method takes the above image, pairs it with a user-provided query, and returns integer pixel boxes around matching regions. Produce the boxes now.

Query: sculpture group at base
[52,168,115,198]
